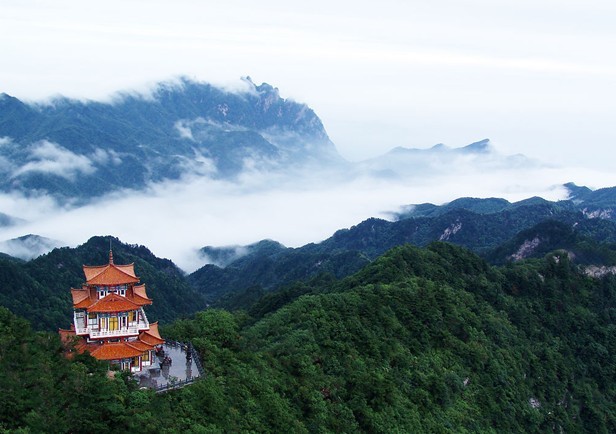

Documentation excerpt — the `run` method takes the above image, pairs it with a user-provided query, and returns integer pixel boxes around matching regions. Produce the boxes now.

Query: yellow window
[109,316,119,331]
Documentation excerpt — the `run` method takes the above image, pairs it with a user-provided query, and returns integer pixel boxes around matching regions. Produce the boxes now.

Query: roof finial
[109,238,113,264]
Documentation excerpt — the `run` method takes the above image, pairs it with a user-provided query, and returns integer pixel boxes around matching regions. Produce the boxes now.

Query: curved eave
[83,263,139,286]
[88,293,140,313]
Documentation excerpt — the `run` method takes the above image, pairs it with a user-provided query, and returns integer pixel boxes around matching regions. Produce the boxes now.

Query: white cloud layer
[13,140,96,180]
[1,1,615,271]
[1,1,615,170]
[0,152,614,273]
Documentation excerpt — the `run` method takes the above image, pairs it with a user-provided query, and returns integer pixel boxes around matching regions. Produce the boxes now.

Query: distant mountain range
[357,138,536,179]
[0,77,532,205]
[189,182,616,306]
[396,182,616,220]
[0,234,65,260]
[1,182,616,329]
[0,77,341,201]
[2,77,616,308]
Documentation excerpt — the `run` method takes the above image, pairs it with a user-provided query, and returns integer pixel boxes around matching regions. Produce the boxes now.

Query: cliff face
[0,77,343,201]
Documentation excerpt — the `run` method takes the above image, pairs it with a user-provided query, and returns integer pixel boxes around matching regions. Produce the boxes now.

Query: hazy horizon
[2,1,616,270]
[0,139,609,273]
[2,1,616,167]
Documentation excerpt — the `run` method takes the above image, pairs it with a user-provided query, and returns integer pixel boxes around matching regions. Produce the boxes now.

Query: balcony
[78,326,142,338]
[74,308,150,338]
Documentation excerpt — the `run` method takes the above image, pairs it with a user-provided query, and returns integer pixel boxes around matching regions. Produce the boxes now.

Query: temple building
[59,250,164,372]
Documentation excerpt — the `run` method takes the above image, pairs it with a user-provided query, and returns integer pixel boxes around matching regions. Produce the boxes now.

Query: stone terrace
[134,341,204,392]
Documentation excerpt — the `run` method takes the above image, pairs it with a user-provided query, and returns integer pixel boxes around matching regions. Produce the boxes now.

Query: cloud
[0,138,615,274]
[12,140,96,180]
[174,117,251,144]
[0,235,66,260]
[2,150,614,274]
[90,148,122,165]
[174,120,196,140]
[0,136,12,146]
[175,151,217,177]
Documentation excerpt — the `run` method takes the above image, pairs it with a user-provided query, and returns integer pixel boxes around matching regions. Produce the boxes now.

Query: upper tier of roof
[83,250,139,286]
[71,283,152,310]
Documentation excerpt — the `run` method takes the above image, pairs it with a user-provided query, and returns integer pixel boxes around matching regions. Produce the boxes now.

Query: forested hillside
[0,236,207,330]
[1,242,614,432]
[190,185,616,305]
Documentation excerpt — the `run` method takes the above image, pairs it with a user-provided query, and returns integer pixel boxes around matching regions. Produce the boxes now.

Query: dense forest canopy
[1,242,614,432]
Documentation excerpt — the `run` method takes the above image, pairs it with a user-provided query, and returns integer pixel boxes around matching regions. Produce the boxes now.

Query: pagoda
[59,250,164,372]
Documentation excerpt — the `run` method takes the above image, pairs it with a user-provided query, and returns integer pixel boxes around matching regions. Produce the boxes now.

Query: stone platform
[134,341,202,391]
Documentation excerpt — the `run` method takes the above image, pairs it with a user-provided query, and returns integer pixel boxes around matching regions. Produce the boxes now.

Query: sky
[1,0,616,270]
[2,0,616,166]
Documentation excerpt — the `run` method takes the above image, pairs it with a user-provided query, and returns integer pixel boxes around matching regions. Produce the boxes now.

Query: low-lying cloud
[1,147,615,274]
[13,140,96,180]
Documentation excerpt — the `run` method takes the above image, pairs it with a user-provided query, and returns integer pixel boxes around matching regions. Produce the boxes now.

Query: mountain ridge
[0,77,342,200]
[187,183,616,305]
[0,78,539,205]
[2,240,616,432]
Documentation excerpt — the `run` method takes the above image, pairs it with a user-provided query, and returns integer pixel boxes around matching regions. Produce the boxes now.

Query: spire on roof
[109,237,114,264]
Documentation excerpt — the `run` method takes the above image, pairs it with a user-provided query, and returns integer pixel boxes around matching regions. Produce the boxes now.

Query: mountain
[2,242,615,432]
[3,183,614,317]
[0,77,342,201]
[0,78,550,265]
[356,138,535,178]
[167,243,616,432]
[198,239,287,267]
[190,184,616,305]
[397,183,616,221]
[0,234,66,260]
[0,236,208,330]
[0,211,23,228]
[0,78,537,209]
[486,219,616,265]
[190,241,369,305]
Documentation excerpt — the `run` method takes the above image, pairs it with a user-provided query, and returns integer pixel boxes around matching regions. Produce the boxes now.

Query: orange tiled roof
[133,284,148,298]
[147,322,163,340]
[128,284,152,306]
[87,342,145,361]
[83,252,138,285]
[140,333,164,346]
[88,293,140,313]
[83,263,139,285]
[59,329,157,362]
[71,288,97,309]
[129,340,153,352]
[139,323,165,346]
[71,288,90,305]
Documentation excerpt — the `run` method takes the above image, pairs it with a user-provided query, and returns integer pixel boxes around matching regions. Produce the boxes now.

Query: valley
[0,79,615,432]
